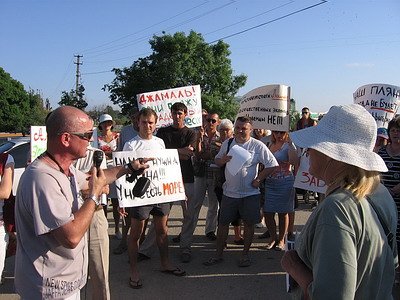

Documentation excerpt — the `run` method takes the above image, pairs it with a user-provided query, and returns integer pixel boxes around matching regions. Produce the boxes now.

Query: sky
[1,0,399,114]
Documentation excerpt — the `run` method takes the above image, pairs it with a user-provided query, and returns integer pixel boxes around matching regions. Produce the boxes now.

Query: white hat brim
[290,126,388,172]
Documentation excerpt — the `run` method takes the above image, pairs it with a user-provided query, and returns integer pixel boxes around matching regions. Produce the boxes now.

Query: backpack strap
[366,196,394,251]
[226,138,234,154]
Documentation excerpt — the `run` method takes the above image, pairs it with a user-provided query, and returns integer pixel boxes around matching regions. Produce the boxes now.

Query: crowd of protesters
[0,102,398,300]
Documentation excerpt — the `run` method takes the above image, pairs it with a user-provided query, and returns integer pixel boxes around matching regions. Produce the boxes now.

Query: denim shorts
[219,194,260,225]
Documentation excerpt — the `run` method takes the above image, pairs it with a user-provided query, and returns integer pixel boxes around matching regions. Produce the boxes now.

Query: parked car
[0,137,30,195]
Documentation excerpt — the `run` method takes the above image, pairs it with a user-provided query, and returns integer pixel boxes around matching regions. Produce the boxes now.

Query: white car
[0,137,30,195]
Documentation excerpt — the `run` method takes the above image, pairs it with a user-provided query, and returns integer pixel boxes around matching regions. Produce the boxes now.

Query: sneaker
[206,232,217,241]
[115,231,122,240]
[113,243,128,255]
[180,252,192,263]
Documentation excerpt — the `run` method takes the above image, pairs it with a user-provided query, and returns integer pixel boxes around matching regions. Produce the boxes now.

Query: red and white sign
[294,151,327,194]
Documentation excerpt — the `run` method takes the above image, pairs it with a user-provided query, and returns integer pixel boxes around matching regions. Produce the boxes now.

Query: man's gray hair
[219,119,233,130]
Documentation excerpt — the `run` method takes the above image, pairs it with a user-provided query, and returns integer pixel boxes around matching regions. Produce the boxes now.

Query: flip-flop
[129,278,143,289]
[275,243,285,251]
[161,267,186,277]
[203,257,224,266]
[238,257,251,267]
[265,240,276,250]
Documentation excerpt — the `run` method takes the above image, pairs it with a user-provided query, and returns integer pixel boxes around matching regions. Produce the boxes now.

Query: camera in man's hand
[125,161,151,197]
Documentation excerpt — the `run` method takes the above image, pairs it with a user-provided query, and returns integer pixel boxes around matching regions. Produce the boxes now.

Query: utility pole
[74,54,83,97]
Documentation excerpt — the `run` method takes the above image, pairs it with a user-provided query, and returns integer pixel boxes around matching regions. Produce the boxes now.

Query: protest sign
[31,126,47,162]
[30,126,99,161]
[237,84,291,131]
[353,83,400,128]
[113,149,186,207]
[137,85,202,128]
[293,151,327,194]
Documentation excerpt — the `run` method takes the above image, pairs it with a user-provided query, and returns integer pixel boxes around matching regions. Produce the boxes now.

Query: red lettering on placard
[300,172,325,187]
[163,182,183,195]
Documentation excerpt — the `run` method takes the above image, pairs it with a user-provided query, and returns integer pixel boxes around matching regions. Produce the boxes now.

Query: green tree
[59,85,88,110]
[104,31,247,120]
[0,67,48,133]
[87,104,128,127]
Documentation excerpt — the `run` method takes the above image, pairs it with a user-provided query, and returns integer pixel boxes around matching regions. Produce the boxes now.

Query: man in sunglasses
[296,107,317,130]
[14,106,151,300]
[193,113,222,243]
[294,106,317,232]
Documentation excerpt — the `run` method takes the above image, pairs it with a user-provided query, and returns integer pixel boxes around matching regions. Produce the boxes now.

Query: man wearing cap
[204,116,278,267]
[374,127,389,153]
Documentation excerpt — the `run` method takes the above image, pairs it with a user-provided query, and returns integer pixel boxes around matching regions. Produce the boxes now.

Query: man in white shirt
[122,108,185,289]
[204,116,278,267]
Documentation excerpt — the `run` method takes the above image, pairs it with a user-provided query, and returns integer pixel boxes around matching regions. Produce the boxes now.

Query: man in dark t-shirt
[157,126,196,184]
[156,102,197,262]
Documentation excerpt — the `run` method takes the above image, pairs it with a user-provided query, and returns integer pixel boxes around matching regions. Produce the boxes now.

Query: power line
[84,51,151,64]
[50,58,74,98]
[81,1,210,55]
[204,0,294,36]
[83,1,236,59]
[82,70,113,75]
[208,0,328,44]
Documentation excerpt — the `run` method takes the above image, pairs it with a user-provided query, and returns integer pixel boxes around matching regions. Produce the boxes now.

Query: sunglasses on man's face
[207,119,217,124]
[69,131,94,141]
[302,111,309,115]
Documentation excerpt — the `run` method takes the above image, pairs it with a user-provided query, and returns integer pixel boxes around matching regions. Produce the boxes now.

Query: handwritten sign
[30,126,47,162]
[137,85,202,128]
[353,83,400,128]
[113,149,186,207]
[237,84,291,131]
[293,151,327,194]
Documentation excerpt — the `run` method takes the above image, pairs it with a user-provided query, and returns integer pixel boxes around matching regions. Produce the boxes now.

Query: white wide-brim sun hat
[290,104,388,172]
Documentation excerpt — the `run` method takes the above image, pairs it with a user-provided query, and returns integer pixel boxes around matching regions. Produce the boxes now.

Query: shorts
[219,194,260,225]
[131,203,171,220]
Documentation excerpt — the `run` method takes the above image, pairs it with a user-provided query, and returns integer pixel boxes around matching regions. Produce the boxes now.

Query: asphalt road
[2,196,399,300]
[0,197,315,300]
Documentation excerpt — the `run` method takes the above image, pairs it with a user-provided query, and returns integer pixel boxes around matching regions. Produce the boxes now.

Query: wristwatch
[124,162,136,174]
[86,194,100,208]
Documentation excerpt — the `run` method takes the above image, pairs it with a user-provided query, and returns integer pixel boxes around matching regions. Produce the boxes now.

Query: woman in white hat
[98,113,121,239]
[281,104,398,299]
[98,114,119,160]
